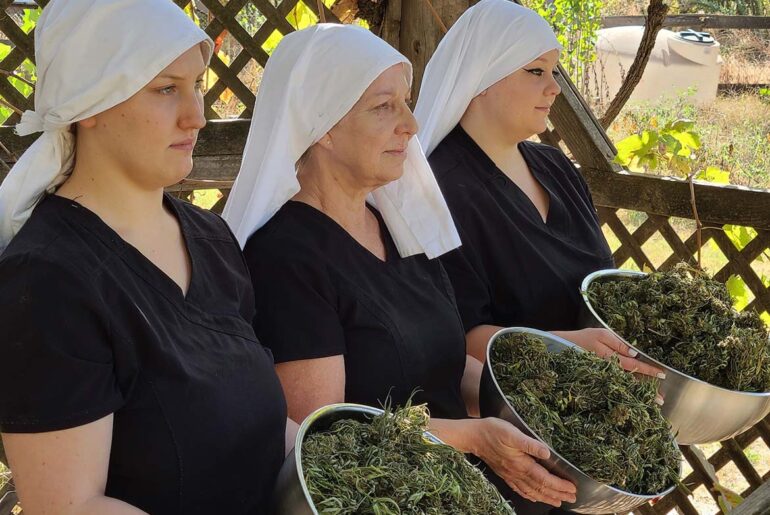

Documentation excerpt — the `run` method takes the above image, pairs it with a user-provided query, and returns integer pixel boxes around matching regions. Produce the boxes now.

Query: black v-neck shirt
[0,194,287,515]
[429,125,614,332]
[244,201,467,420]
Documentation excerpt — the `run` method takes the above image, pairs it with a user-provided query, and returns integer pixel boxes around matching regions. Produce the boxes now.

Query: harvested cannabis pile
[588,263,770,392]
[491,332,679,494]
[302,403,513,515]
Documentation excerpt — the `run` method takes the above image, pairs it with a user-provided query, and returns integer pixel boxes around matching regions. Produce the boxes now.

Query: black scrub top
[429,125,614,333]
[0,194,287,515]
[244,201,467,420]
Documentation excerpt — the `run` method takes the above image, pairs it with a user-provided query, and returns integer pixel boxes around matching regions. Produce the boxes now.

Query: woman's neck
[293,159,374,235]
[55,155,167,238]
[459,114,526,176]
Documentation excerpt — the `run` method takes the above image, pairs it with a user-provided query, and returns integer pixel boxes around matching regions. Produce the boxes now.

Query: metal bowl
[270,403,446,515]
[480,327,680,514]
[579,268,770,444]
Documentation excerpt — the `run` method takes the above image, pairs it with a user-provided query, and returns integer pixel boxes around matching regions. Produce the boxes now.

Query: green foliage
[302,403,513,514]
[615,118,705,176]
[490,332,679,495]
[524,0,603,94]
[588,263,770,392]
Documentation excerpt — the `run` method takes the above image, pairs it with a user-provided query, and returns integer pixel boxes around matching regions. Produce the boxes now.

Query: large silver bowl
[480,327,680,514]
[579,268,770,445]
[270,403,446,515]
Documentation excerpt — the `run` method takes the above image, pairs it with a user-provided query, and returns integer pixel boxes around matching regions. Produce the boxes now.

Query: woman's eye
[195,79,205,92]
[376,102,391,111]
[158,85,176,95]
[525,68,545,77]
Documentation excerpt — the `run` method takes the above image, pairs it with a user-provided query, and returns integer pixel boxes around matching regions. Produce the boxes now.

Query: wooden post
[380,0,403,49]
[395,0,468,101]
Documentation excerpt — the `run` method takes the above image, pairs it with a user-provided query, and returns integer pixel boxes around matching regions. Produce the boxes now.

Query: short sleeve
[438,223,493,332]
[0,255,124,433]
[245,248,346,363]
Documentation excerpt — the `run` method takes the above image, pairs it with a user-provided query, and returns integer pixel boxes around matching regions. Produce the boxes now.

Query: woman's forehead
[366,64,410,96]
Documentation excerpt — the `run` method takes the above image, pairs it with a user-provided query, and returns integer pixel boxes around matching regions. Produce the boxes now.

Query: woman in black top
[0,2,288,513]
[224,23,576,509]
[415,0,661,382]
[414,1,661,512]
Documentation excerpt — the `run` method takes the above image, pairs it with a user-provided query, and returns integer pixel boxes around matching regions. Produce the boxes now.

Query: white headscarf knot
[0,0,213,252]
[15,110,71,136]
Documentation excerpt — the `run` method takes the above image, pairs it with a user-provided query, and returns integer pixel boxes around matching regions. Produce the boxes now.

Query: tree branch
[600,0,669,129]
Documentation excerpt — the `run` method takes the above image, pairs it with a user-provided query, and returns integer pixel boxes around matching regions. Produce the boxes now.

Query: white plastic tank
[591,27,723,106]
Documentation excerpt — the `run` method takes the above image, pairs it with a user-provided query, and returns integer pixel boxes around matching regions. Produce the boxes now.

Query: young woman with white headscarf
[0,1,289,513]
[414,1,662,511]
[224,22,577,510]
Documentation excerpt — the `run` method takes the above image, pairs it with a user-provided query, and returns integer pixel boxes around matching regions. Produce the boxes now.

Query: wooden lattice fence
[0,1,769,514]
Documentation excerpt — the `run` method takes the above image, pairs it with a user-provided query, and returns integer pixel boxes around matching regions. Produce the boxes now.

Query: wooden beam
[548,66,622,173]
[2,122,770,230]
[584,167,770,230]
[602,14,770,30]
[732,479,770,515]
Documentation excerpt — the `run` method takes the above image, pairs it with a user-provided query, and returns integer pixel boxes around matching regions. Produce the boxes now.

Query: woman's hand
[470,418,576,507]
[552,328,664,379]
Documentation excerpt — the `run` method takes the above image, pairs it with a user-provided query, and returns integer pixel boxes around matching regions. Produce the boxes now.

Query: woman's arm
[428,417,576,507]
[275,356,345,423]
[2,415,147,515]
[465,324,503,363]
[461,355,483,418]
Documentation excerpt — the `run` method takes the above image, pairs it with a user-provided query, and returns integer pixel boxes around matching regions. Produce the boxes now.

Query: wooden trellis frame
[1,1,770,514]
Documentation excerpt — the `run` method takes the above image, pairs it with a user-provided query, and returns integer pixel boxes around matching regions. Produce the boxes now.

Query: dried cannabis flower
[588,263,770,392]
[491,332,680,495]
[302,403,514,515]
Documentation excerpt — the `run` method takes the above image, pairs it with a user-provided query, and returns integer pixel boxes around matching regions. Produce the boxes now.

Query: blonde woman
[0,1,288,513]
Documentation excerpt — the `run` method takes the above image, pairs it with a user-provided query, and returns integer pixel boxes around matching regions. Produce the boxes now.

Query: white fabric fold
[414,0,562,156]
[222,24,460,259]
[0,0,213,251]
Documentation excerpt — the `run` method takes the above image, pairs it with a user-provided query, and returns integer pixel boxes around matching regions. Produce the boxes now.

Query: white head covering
[414,0,562,156]
[222,24,461,259]
[0,0,213,251]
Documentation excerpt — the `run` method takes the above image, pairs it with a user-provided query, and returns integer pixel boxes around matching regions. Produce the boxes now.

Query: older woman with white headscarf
[0,1,289,513]
[224,22,576,510]
[414,1,662,511]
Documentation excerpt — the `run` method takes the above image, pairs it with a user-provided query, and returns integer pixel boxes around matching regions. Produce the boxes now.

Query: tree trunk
[599,0,669,128]
[395,0,469,101]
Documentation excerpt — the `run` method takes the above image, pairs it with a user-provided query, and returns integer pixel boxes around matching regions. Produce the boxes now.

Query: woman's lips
[170,139,195,151]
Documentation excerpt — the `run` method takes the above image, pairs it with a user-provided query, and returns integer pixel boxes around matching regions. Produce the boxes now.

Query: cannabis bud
[588,263,770,392]
[490,332,680,494]
[302,402,514,514]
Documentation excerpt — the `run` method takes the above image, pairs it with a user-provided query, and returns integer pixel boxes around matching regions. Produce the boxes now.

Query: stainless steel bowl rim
[580,268,770,398]
[291,402,446,515]
[486,326,680,499]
